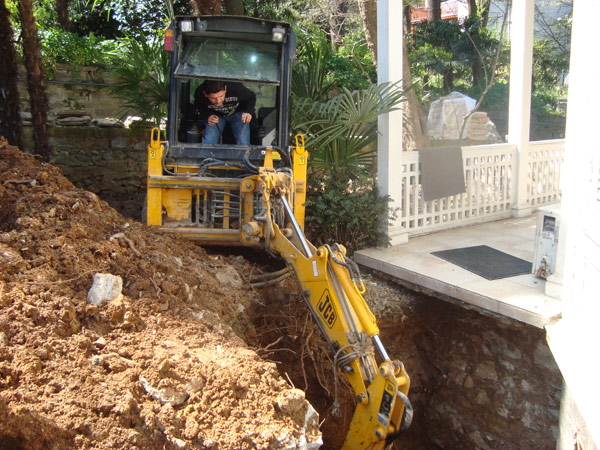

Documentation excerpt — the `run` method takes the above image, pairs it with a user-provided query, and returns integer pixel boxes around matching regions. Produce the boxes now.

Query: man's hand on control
[207,114,219,126]
[241,113,252,124]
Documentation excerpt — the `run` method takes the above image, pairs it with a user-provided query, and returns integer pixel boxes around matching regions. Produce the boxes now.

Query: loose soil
[0,139,323,449]
[0,138,424,449]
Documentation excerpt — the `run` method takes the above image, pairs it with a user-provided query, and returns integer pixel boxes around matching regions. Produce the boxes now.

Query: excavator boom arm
[246,155,412,449]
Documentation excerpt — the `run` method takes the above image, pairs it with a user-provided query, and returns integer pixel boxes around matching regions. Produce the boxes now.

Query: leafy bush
[107,33,170,128]
[465,78,509,112]
[293,82,404,177]
[304,173,397,253]
[326,32,376,90]
[531,87,566,118]
[531,38,569,118]
[39,29,117,72]
[294,30,375,94]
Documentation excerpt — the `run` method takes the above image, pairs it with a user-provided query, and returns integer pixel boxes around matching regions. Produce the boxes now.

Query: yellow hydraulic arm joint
[255,170,412,449]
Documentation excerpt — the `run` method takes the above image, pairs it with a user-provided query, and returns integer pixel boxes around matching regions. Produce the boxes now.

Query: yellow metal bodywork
[147,129,164,226]
[146,129,411,448]
[292,134,308,230]
[253,165,411,450]
[146,129,309,245]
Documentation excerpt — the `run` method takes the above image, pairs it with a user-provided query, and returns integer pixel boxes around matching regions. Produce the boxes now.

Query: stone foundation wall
[16,64,147,218]
[17,64,133,122]
[378,286,562,449]
[20,125,149,219]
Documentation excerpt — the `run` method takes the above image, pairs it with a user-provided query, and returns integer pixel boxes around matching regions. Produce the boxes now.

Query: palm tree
[0,0,22,147]
[108,34,170,129]
[291,39,405,177]
[18,0,51,160]
[293,83,405,177]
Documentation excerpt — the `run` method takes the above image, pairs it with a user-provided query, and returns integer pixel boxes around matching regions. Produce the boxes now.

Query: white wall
[546,1,600,448]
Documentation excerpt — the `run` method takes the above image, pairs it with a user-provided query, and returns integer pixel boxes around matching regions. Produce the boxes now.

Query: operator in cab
[194,80,256,145]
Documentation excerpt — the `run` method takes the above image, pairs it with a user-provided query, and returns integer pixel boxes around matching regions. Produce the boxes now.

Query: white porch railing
[527,139,564,207]
[396,139,564,237]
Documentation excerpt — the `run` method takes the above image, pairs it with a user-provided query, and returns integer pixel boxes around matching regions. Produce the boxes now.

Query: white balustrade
[395,140,564,237]
[527,139,564,207]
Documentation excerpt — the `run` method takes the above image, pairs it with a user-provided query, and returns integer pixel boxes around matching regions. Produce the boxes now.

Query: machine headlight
[272,26,286,42]
[180,20,193,32]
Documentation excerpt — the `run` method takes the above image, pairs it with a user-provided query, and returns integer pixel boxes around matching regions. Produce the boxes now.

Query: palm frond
[107,33,170,128]
[291,39,335,101]
[293,83,404,160]
[293,81,405,170]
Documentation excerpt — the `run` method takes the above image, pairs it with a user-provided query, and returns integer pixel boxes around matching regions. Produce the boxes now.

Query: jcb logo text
[317,291,337,328]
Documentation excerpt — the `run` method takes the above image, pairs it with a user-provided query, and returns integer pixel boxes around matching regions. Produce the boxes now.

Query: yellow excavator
[146,15,412,449]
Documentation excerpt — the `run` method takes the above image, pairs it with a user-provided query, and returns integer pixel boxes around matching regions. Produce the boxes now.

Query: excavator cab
[146,16,303,243]
[167,16,295,150]
[147,15,412,449]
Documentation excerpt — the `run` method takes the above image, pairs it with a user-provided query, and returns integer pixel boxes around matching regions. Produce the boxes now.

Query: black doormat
[431,245,532,280]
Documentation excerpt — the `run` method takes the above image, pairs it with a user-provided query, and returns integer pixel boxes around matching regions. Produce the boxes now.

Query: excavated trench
[245,265,564,450]
[104,198,564,450]
[245,270,428,450]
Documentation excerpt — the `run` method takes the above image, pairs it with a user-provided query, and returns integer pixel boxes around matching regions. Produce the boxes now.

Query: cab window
[175,38,281,84]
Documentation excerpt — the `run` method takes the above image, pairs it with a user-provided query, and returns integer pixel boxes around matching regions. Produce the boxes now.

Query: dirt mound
[0,139,321,449]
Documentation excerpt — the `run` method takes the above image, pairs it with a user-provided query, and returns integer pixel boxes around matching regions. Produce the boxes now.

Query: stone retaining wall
[17,64,147,218]
[20,125,149,219]
[379,287,562,449]
[17,64,133,121]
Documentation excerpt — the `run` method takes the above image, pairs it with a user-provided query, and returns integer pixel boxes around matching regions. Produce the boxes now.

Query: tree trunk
[56,0,70,31]
[443,69,454,91]
[467,0,477,17]
[479,0,492,28]
[326,0,347,53]
[469,0,484,87]
[188,0,221,15]
[404,4,413,36]
[357,0,377,66]
[402,38,426,150]
[428,0,441,22]
[472,59,484,87]
[0,0,22,147]
[18,0,50,160]
[224,0,244,15]
[357,0,426,149]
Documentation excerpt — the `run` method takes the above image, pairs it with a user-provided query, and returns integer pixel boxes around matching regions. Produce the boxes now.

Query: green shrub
[325,32,377,90]
[107,33,170,128]
[466,78,509,112]
[304,173,397,253]
[531,87,567,118]
[39,29,117,73]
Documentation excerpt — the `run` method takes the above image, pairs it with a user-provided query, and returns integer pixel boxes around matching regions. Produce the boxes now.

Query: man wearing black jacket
[194,80,256,145]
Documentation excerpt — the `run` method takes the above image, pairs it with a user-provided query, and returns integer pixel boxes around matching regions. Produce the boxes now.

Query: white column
[507,0,534,218]
[377,0,406,245]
